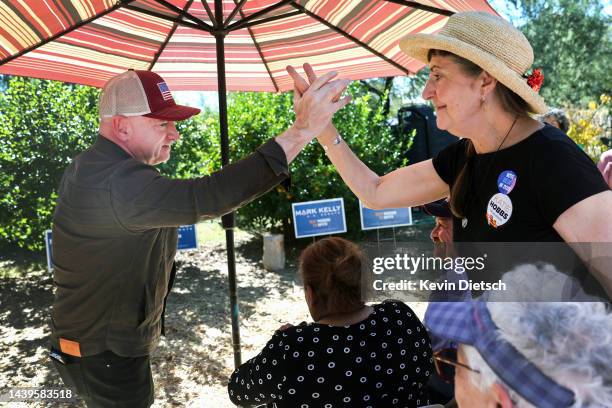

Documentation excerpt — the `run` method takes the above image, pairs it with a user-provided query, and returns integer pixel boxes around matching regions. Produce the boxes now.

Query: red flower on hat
[525,68,544,92]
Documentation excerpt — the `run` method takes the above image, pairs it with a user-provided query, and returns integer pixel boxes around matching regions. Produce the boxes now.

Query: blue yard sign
[292,198,347,239]
[177,224,198,250]
[359,201,413,230]
[45,229,53,272]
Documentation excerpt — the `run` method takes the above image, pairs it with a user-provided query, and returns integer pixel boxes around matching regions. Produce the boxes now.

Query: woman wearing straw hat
[288,12,611,291]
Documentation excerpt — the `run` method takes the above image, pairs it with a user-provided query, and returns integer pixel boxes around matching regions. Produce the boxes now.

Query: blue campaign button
[497,170,517,194]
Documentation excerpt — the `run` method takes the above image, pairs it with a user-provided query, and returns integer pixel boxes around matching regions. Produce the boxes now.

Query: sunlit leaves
[0,77,99,250]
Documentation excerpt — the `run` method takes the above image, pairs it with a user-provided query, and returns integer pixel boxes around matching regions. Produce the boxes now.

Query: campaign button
[486,193,513,228]
[497,170,517,194]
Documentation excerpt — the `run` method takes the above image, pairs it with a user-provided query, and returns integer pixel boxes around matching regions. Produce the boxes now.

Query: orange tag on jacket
[59,338,82,357]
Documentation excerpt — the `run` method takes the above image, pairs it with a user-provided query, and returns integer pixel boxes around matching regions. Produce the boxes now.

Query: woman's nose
[422,79,435,100]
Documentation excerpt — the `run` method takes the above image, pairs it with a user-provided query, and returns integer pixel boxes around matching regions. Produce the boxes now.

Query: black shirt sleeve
[431,139,469,187]
[531,134,609,225]
[228,330,290,407]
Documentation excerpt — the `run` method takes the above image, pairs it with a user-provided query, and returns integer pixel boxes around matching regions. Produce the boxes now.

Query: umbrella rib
[124,5,210,32]
[289,1,412,76]
[233,0,279,92]
[149,0,197,71]
[224,0,248,27]
[200,1,216,27]
[152,0,214,31]
[225,0,293,32]
[227,10,302,31]
[0,0,137,67]
[383,0,454,17]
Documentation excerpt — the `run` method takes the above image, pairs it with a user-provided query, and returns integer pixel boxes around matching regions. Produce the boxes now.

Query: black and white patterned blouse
[228,301,433,407]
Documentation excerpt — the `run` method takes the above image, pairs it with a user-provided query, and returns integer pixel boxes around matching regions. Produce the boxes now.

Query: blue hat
[425,301,575,408]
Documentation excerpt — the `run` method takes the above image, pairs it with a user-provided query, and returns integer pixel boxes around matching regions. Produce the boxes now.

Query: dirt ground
[0,225,432,407]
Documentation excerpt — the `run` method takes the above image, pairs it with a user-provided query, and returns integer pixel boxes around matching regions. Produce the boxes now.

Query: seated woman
[228,237,433,407]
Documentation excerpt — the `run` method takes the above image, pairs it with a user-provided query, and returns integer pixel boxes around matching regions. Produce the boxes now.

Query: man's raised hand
[287,64,351,139]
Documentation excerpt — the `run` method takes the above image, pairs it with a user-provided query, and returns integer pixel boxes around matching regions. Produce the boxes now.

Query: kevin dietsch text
[373,279,507,292]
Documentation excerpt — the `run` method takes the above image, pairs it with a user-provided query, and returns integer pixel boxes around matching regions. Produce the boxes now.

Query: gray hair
[463,266,612,407]
[482,263,600,302]
[541,108,570,133]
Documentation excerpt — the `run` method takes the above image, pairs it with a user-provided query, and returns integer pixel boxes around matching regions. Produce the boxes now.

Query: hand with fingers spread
[287,63,348,145]
[289,69,351,139]
[274,65,351,163]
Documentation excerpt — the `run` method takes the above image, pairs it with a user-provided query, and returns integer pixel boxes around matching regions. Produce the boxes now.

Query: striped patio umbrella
[0,0,497,367]
[1,0,497,91]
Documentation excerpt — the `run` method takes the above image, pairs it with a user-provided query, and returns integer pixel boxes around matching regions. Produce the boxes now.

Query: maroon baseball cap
[99,70,200,121]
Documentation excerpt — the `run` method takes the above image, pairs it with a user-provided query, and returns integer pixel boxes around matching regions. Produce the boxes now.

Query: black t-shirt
[432,124,609,242]
[228,301,433,408]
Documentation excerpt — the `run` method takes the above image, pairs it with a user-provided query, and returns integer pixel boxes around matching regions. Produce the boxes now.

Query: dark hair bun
[299,237,364,314]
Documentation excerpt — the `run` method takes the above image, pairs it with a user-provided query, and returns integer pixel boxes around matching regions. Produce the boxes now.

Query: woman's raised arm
[288,63,449,210]
[317,124,449,209]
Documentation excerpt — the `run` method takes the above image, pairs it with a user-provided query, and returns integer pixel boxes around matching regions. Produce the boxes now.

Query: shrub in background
[566,94,610,162]
[0,77,99,250]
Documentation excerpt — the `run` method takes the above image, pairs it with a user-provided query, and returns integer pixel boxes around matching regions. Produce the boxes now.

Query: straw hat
[399,12,547,114]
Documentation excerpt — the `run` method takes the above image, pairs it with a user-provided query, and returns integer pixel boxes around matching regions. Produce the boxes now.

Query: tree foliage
[511,0,611,107]
[0,77,99,251]
[359,70,430,118]
[566,94,610,161]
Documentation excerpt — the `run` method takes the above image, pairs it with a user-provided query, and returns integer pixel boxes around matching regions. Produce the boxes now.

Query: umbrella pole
[215,1,241,369]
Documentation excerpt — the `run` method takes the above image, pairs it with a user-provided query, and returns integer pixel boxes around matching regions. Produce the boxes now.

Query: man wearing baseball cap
[49,69,350,407]
[426,266,612,408]
[422,198,453,258]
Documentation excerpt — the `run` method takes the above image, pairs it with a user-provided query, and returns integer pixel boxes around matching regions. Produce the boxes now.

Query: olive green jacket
[51,136,288,357]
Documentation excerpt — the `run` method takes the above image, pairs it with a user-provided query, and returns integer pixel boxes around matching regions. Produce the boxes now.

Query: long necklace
[461,116,518,229]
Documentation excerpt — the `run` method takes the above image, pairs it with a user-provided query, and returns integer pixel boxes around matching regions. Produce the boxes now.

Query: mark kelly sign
[292,198,347,239]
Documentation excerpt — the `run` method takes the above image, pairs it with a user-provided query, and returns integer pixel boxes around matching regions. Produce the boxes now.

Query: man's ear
[491,382,514,408]
[111,116,131,142]
[480,71,498,100]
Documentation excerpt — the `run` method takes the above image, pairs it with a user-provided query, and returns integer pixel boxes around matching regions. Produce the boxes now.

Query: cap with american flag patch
[99,70,200,121]
[157,82,173,101]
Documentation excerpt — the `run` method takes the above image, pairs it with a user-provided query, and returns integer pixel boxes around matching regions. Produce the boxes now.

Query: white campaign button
[486,193,513,228]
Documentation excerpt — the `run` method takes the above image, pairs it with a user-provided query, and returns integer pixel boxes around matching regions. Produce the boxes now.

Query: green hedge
[0,77,99,251]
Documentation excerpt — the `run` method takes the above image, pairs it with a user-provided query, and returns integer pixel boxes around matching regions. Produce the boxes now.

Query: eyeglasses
[433,348,480,383]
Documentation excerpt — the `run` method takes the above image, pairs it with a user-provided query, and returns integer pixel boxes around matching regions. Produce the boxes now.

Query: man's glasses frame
[433,348,480,383]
